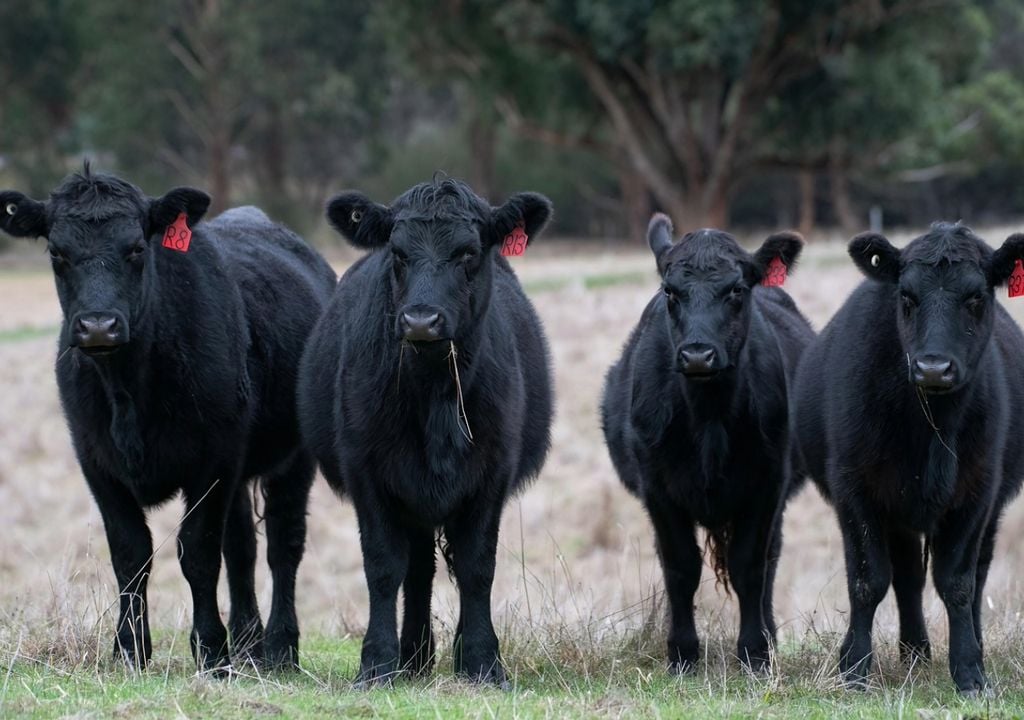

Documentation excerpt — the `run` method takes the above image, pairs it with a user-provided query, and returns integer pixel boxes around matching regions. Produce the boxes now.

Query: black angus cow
[297,178,553,686]
[793,223,1024,696]
[0,167,336,672]
[602,214,813,672]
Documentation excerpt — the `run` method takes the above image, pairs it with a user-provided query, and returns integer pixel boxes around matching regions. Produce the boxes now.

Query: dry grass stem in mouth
[914,386,956,458]
[448,340,473,443]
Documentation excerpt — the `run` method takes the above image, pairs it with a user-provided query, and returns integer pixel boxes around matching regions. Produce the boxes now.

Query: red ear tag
[161,212,192,253]
[500,221,528,257]
[760,256,787,287]
[1009,259,1024,298]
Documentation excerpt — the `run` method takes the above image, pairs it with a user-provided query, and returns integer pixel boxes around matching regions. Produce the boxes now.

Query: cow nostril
[401,311,443,340]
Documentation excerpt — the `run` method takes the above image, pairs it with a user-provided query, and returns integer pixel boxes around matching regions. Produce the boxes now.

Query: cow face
[647,213,803,381]
[327,179,551,345]
[0,169,209,356]
[850,224,1024,394]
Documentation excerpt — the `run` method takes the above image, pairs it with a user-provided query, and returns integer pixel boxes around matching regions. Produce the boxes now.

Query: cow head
[648,213,803,381]
[326,178,551,345]
[850,223,1024,394]
[0,165,209,356]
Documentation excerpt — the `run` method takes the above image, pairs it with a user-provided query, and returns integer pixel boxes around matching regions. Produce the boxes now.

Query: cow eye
[127,243,146,260]
[662,285,673,299]
[455,248,476,263]
[900,291,918,309]
[391,247,407,264]
[965,293,985,310]
[729,285,744,299]
[48,246,65,263]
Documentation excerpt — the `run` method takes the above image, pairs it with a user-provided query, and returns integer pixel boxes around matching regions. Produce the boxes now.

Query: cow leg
[647,496,702,674]
[399,526,436,675]
[835,489,891,689]
[445,499,505,686]
[223,484,264,666]
[262,452,316,670]
[972,519,998,654]
[88,473,154,670]
[178,478,231,673]
[728,496,781,671]
[888,528,930,664]
[354,501,408,685]
[932,506,991,696]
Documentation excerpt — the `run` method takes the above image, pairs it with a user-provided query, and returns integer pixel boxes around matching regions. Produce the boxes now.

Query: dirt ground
[0,229,1022,655]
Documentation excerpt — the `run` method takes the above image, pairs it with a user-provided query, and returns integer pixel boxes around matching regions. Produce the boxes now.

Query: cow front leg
[932,506,992,696]
[834,488,891,689]
[354,501,408,686]
[646,494,703,674]
[445,499,505,686]
[178,479,231,674]
[88,472,154,670]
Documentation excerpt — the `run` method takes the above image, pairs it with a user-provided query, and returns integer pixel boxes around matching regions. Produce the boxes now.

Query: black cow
[792,223,1024,695]
[297,178,553,686]
[0,166,336,672]
[602,214,813,672]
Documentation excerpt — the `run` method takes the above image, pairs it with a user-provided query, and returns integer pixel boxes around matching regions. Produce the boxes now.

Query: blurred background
[1,0,1024,661]
[2,0,1024,241]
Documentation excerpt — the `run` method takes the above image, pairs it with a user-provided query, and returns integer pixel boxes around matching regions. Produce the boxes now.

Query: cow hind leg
[262,451,316,670]
[399,527,437,675]
[223,485,264,666]
[888,529,930,664]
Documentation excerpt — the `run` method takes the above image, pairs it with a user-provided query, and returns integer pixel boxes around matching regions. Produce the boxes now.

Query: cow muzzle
[911,354,957,392]
[70,312,129,355]
[677,344,720,380]
[399,305,447,343]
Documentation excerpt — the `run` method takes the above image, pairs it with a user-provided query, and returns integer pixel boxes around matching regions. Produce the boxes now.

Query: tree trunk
[616,156,651,243]
[468,102,497,200]
[829,140,856,232]
[798,168,815,237]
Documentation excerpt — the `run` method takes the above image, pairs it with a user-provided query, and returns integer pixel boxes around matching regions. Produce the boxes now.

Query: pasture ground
[1,229,1023,718]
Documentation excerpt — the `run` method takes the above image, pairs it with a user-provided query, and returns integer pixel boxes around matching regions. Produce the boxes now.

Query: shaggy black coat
[602,214,813,672]
[0,168,336,672]
[792,223,1024,696]
[297,178,553,686]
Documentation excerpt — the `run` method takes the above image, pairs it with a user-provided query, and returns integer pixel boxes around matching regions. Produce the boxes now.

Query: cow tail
[704,526,732,594]
[436,529,456,582]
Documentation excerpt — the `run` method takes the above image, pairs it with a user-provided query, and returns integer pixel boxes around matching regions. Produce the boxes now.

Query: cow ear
[326,192,393,249]
[647,213,674,270]
[0,191,49,238]
[751,230,803,282]
[989,233,1024,288]
[849,232,900,283]
[149,187,211,237]
[491,192,552,247]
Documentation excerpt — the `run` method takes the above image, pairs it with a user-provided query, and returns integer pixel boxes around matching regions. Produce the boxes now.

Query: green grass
[0,325,56,344]
[523,270,652,295]
[3,629,1023,719]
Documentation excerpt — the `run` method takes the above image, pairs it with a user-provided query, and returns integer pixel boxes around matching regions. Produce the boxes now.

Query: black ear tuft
[0,191,49,238]
[149,187,211,237]
[849,231,901,283]
[752,230,804,281]
[647,213,674,266]
[989,233,1024,288]
[326,192,393,249]
[491,192,553,247]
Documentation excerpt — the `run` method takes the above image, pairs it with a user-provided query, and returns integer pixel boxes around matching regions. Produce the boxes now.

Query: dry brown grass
[0,230,1022,683]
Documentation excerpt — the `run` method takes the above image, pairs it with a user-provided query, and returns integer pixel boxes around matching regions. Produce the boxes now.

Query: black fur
[298,177,553,686]
[793,222,1024,695]
[0,167,336,673]
[602,215,813,672]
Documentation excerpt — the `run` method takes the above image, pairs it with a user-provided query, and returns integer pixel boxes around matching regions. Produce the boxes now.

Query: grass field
[1,231,1023,718]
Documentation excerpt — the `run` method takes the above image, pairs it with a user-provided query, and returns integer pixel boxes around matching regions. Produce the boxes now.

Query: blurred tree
[72,0,383,227]
[0,0,81,195]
